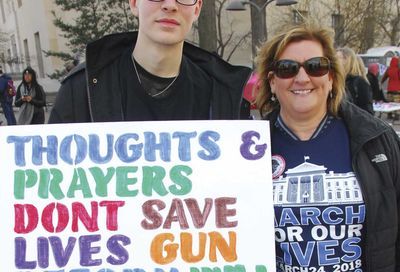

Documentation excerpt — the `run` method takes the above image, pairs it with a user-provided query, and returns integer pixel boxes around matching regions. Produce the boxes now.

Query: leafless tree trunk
[198,0,217,53]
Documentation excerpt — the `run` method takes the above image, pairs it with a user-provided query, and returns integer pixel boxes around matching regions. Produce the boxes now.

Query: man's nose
[161,0,179,11]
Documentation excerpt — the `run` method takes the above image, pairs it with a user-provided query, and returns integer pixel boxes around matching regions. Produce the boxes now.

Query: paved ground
[1,95,399,136]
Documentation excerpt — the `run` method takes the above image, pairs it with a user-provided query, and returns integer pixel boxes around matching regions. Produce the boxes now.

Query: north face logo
[371,154,388,163]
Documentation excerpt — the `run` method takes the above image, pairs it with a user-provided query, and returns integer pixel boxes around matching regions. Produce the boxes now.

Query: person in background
[256,23,399,272]
[336,47,374,114]
[49,0,251,123]
[0,66,17,125]
[367,63,385,102]
[15,67,46,124]
[381,56,400,120]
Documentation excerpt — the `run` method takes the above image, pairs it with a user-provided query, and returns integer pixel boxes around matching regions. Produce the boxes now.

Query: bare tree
[375,0,400,46]
[194,0,251,61]
[270,0,383,52]
[215,0,251,61]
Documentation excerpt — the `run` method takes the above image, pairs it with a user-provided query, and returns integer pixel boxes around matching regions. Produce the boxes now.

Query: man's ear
[130,0,139,17]
[194,0,203,19]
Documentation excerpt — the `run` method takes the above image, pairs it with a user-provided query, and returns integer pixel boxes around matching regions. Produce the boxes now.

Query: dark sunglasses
[148,0,198,6]
[272,57,331,79]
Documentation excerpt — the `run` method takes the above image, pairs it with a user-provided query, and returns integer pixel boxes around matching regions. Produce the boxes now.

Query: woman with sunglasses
[256,24,399,272]
[49,0,251,123]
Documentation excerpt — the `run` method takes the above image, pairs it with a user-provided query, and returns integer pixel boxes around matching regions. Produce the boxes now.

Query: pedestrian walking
[49,0,252,123]
[381,56,400,120]
[367,63,385,102]
[0,66,17,125]
[15,67,46,124]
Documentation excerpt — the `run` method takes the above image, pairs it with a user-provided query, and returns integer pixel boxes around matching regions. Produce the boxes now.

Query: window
[10,34,19,71]
[0,0,5,23]
[23,39,30,66]
[10,35,17,57]
[287,177,298,202]
[336,189,342,200]
[34,32,44,78]
[7,48,12,72]
[0,52,5,69]
[327,190,332,200]
[293,10,308,24]
[313,175,324,202]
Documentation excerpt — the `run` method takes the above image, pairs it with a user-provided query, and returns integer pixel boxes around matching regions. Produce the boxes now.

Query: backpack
[5,79,16,97]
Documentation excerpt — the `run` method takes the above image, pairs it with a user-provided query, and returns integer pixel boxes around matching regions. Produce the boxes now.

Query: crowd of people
[0,0,399,271]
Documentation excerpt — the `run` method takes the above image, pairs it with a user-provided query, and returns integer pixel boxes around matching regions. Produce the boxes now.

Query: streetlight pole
[250,0,269,61]
[226,0,297,64]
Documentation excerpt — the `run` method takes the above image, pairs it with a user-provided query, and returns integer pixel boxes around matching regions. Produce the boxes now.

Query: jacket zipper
[350,129,387,272]
[85,69,94,122]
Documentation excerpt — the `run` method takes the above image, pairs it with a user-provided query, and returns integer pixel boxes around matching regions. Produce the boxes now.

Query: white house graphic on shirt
[273,158,363,206]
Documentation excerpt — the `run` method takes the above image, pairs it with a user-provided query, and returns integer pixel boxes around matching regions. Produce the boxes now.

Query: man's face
[130,0,202,46]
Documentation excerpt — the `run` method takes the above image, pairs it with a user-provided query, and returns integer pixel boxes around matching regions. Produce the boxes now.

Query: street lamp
[227,0,297,64]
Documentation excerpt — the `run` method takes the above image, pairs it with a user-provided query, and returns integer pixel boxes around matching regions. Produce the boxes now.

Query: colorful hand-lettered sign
[0,120,275,272]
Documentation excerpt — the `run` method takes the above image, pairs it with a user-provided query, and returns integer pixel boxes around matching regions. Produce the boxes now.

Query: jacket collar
[266,101,390,153]
[76,32,251,121]
[84,31,251,83]
[339,101,389,153]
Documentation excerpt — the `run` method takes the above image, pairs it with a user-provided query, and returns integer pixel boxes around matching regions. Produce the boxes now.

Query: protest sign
[0,120,275,272]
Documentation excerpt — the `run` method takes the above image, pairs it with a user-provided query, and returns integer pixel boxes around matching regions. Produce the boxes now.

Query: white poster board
[0,120,275,271]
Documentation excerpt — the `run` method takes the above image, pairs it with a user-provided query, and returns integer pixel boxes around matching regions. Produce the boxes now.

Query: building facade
[273,161,363,206]
[0,0,397,81]
[0,0,69,92]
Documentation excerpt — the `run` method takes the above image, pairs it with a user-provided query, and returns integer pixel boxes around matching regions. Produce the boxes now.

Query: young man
[0,66,17,125]
[49,0,252,123]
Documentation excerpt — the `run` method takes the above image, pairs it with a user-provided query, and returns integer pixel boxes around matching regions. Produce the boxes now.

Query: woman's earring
[329,91,333,99]
[271,93,276,102]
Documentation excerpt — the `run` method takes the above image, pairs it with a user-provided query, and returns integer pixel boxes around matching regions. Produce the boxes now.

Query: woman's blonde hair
[337,46,368,81]
[255,24,345,118]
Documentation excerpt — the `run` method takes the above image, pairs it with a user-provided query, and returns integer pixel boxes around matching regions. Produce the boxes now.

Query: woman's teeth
[291,89,312,94]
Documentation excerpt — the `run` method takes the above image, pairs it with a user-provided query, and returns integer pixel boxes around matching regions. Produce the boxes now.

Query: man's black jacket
[49,32,252,123]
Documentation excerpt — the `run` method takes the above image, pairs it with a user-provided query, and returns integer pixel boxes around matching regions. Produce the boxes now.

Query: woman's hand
[22,95,32,102]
